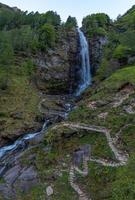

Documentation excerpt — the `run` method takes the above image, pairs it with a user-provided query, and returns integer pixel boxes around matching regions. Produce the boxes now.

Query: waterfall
[76,28,91,96]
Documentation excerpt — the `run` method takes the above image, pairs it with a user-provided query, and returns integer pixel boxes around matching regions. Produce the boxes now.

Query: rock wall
[34,28,79,94]
[89,36,108,75]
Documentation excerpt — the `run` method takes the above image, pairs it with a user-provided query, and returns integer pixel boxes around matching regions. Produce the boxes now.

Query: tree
[0,31,14,90]
[0,32,14,65]
[38,24,56,51]
[10,25,38,53]
[40,11,61,27]
[82,13,111,38]
[65,16,77,29]
[113,45,131,60]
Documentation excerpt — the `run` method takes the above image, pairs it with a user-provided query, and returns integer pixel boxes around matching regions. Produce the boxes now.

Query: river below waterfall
[0,94,74,177]
[0,28,92,180]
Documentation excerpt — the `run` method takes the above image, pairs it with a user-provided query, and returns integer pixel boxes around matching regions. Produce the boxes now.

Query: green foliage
[82,13,111,38]
[10,25,39,53]
[0,73,9,90]
[119,30,135,52]
[65,16,77,29]
[40,11,61,26]
[115,5,135,32]
[111,155,135,200]
[0,32,14,66]
[38,24,56,50]
[96,58,110,80]
[0,4,62,54]
[113,45,131,60]
[0,4,17,30]
[21,59,36,75]
[100,66,135,91]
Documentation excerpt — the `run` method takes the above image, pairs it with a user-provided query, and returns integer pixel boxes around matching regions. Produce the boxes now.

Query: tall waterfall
[76,28,91,96]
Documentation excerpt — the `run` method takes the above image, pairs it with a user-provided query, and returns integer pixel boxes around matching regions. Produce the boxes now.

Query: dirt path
[54,122,129,200]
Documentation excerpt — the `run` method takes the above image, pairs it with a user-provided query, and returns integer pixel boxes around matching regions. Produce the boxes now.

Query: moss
[5,65,135,199]
[37,79,69,94]
[111,154,135,200]
[0,177,5,184]
[0,64,40,138]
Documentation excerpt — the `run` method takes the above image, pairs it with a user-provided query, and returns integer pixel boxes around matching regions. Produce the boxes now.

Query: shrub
[82,13,111,38]
[38,24,56,50]
[113,45,131,60]
[65,16,77,29]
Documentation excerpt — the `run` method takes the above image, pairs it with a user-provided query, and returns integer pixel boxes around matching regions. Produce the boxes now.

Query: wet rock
[4,165,21,185]
[0,184,15,199]
[128,56,135,65]
[46,186,54,196]
[34,28,79,94]
[27,133,44,145]
[10,112,23,120]
[14,166,38,193]
[89,36,108,74]
[72,145,91,166]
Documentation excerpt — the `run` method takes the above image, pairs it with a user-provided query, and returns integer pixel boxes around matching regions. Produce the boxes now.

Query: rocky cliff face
[89,36,108,75]
[0,28,79,148]
[34,28,79,94]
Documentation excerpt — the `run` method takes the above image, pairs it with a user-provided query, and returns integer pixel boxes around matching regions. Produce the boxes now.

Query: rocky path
[54,122,129,200]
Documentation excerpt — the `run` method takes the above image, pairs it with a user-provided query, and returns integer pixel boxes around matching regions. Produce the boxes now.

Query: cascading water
[76,28,92,96]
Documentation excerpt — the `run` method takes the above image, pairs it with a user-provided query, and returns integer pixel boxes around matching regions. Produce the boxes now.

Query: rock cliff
[34,28,79,94]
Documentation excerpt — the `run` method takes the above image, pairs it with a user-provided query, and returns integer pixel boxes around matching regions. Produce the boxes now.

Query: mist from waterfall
[76,28,92,96]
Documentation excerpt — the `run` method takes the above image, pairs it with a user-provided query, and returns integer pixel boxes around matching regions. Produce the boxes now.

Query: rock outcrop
[89,36,108,75]
[34,28,79,94]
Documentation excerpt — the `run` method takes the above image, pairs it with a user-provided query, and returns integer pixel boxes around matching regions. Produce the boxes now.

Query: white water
[0,120,49,159]
[76,28,91,96]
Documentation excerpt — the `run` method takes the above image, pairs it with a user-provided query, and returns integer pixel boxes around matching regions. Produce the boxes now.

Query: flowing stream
[0,102,72,177]
[0,120,50,160]
[76,28,91,96]
[0,28,92,177]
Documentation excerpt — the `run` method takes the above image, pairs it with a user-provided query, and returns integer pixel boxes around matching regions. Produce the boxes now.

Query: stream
[0,28,91,179]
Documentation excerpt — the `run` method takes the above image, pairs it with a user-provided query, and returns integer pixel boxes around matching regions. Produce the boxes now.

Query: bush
[10,25,38,53]
[65,16,77,29]
[113,45,131,60]
[0,32,14,66]
[40,11,61,27]
[0,75,9,90]
[96,58,109,80]
[111,155,135,200]
[38,24,56,50]
[82,13,111,38]
[21,59,36,76]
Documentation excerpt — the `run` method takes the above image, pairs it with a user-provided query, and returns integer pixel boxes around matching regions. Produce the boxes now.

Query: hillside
[0,66,135,199]
[0,2,135,200]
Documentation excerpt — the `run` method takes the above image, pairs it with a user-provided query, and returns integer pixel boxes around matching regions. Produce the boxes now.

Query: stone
[14,166,38,193]
[10,112,23,120]
[18,166,37,181]
[4,165,21,185]
[34,28,79,94]
[46,186,54,196]
[98,112,108,119]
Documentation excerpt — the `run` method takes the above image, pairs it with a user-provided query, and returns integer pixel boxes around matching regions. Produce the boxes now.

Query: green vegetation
[18,65,135,199]
[65,16,77,29]
[82,6,135,80]
[0,3,135,200]
[0,4,62,55]
[38,24,56,50]
[82,13,111,38]
[0,62,40,138]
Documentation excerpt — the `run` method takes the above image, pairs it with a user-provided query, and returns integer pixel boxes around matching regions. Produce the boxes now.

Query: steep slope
[1,66,135,199]
[0,3,79,146]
